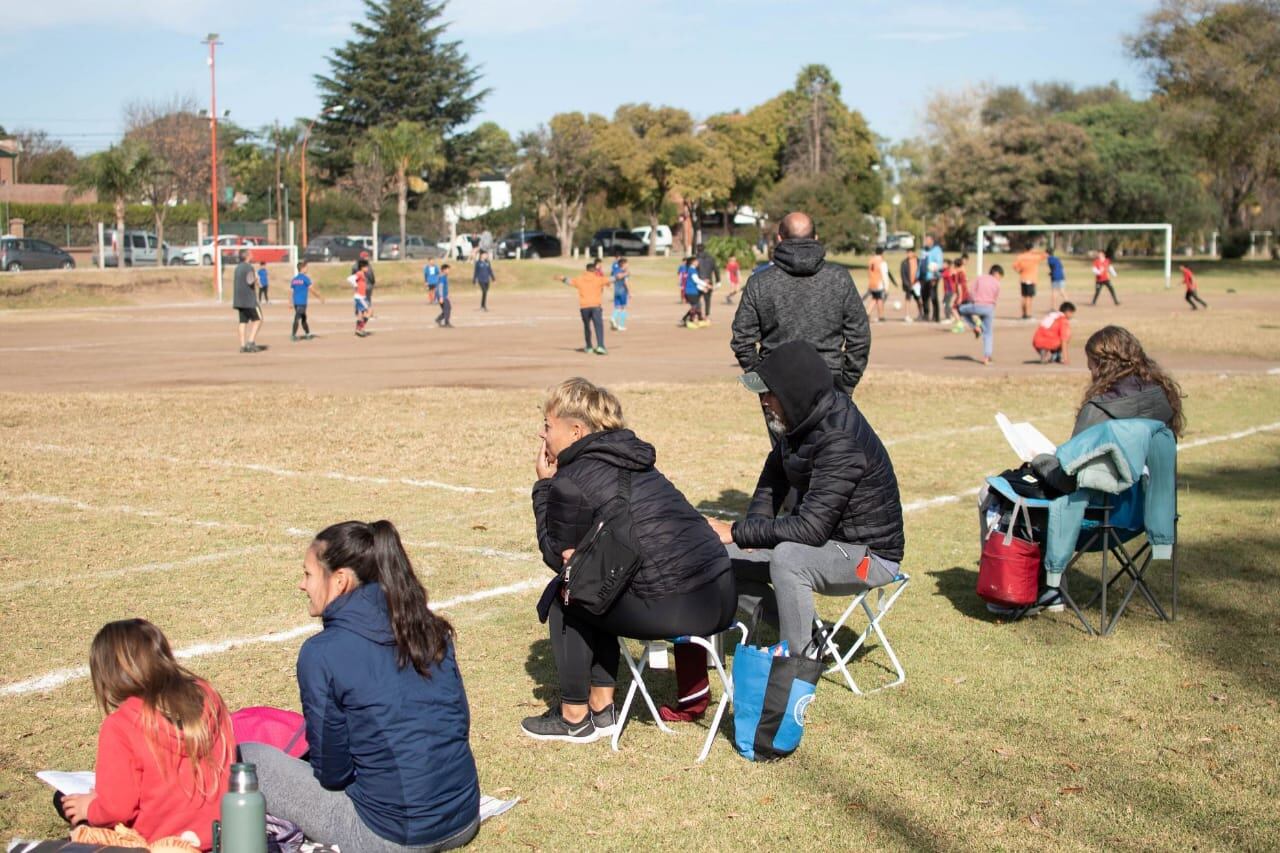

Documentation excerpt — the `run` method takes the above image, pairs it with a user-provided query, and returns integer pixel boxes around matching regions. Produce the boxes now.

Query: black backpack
[560,469,644,615]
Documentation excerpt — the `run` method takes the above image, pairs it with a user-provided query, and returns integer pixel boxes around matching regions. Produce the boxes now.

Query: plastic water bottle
[214,762,266,853]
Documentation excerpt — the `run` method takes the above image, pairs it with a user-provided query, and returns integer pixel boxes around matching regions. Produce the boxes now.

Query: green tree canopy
[314,0,485,182]
[1129,0,1280,228]
[510,112,610,255]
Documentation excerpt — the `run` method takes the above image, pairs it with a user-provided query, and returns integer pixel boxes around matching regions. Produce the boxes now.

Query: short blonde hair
[543,377,625,433]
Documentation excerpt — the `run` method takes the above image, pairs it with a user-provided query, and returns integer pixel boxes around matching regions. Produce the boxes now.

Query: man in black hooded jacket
[730,212,871,394]
[705,340,905,654]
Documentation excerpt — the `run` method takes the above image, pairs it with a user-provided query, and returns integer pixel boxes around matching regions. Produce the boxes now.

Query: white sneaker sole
[520,726,600,743]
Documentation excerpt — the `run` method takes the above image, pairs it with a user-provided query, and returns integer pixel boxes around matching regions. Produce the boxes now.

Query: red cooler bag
[977,498,1041,606]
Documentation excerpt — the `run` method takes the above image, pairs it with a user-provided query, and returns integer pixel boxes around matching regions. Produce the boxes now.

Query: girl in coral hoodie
[58,619,235,850]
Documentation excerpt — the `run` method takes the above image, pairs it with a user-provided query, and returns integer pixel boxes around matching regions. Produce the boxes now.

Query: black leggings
[479,282,489,309]
[292,306,310,336]
[548,570,736,704]
[1092,280,1118,305]
[1185,290,1207,308]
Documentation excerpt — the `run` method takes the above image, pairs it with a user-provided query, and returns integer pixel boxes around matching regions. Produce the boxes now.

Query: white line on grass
[0,545,281,594]
[5,418,1277,699]
[21,443,493,494]
[0,492,241,529]
[0,577,546,698]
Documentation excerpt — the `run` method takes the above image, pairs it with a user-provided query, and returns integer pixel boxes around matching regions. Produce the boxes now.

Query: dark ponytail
[312,520,454,677]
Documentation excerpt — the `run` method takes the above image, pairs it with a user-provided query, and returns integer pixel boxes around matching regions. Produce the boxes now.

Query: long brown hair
[1081,326,1185,437]
[312,520,454,677]
[89,619,233,798]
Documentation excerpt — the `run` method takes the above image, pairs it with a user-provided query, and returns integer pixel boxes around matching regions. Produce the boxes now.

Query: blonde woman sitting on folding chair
[525,378,737,742]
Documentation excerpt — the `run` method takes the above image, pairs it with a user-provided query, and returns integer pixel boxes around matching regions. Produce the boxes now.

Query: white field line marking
[0,577,546,698]
[0,492,241,529]
[0,545,282,595]
[21,443,493,495]
[5,419,1277,699]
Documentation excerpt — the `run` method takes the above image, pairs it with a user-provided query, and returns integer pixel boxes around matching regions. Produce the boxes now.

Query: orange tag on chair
[856,555,870,581]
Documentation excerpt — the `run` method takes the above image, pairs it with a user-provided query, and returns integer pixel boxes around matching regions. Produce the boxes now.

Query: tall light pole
[300,105,342,250]
[204,33,222,300]
[891,192,901,234]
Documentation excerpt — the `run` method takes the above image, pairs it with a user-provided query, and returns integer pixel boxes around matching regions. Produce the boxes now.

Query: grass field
[1,256,1278,850]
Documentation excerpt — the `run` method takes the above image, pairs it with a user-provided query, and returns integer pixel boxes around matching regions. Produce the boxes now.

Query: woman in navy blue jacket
[242,521,480,852]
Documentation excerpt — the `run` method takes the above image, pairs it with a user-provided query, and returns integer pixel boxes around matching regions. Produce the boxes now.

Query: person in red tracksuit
[56,619,235,850]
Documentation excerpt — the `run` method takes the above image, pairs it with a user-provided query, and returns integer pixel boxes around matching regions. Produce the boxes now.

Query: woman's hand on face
[62,791,96,824]
[535,439,558,480]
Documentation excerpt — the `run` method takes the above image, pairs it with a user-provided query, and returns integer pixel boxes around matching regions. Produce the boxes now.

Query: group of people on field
[57,209,1191,853]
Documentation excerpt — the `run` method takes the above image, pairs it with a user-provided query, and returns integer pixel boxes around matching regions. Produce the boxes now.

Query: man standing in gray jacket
[730,211,870,394]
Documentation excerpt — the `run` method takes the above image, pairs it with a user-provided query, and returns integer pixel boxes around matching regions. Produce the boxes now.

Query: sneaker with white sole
[520,707,598,742]
[589,704,618,738]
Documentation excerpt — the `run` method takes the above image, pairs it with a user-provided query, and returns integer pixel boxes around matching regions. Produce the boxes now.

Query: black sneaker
[589,704,618,739]
[520,707,597,743]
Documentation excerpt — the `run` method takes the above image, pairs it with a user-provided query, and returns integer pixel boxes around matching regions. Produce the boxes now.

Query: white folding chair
[612,621,748,762]
[813,573,910,695]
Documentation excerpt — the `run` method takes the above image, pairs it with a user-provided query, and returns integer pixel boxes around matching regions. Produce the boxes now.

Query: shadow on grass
[698,488,753,517]
[1180,462,1280,503]
[928,565,992,620]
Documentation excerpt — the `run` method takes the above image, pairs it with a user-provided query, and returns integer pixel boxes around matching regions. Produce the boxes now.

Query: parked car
[303,235,365,263]
[589,228,649,257]
[101,230,183,267]
[1,236,76,271]
[883,232,915,251]
[347,235,375,254]
[495,230,561,259]
[380,234,434,260]
[630,225,673,256]
[176,235,288,266]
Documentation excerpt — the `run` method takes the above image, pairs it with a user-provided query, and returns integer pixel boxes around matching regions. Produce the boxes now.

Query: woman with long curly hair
[1073,325,1184,438]
[57,619,236,850]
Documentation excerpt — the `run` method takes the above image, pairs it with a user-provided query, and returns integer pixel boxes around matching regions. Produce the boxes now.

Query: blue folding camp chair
[984,475,1178,636]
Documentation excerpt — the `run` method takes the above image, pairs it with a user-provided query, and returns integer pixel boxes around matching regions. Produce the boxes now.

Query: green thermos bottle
[213,762,266,853]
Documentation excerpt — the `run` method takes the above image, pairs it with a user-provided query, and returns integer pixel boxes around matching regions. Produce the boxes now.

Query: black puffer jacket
[730,238,871,393]
[732,341,905,561]
[532,429,730,599]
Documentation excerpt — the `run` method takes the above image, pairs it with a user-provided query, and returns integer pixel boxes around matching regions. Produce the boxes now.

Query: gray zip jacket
[730,239,870,393]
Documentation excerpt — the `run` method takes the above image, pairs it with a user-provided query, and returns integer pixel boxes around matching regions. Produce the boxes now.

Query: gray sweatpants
[728,541,899,655]
[240,743,479,853]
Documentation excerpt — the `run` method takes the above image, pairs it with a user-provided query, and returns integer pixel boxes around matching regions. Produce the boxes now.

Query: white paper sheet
[36,770,95,795]
[996,412,1056,462]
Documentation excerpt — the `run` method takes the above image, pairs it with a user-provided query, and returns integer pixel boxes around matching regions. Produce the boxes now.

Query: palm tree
[76,143,151,265]
[267,121,303,229]
[367,121,443,250]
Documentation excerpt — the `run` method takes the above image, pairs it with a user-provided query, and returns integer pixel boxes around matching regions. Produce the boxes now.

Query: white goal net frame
[214,244,300,302]
[976,223,1173,289]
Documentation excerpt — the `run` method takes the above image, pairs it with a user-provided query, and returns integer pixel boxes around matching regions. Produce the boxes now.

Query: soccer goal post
[976,223,1173,289]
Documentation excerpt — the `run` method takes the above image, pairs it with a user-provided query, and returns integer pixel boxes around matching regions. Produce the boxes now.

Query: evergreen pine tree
[313,0,486,180]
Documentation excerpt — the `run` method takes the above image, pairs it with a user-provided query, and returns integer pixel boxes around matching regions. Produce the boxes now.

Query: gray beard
[765,411,787,438]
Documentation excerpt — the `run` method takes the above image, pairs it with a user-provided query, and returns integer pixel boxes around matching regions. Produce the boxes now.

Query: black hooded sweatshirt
[532,429,730,599]
[730,238,871,393]
[732,341,905,561]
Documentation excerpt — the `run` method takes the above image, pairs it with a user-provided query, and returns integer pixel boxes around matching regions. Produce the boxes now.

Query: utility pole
[204,33,223,300]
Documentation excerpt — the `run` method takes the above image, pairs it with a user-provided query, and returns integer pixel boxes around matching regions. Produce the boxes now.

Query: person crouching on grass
[348,258,372,337]
[525,378,736,739]
[56,619,235,851]
[1033,301,1076,364]
[242,521,480,851]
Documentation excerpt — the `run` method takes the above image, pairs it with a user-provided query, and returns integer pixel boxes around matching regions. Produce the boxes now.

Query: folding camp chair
[613,621,748,762]
[984,475,1178,637]
[811,572,911,695]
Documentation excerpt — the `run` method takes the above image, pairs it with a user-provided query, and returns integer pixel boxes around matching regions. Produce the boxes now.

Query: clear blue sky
[2,0,1159,154]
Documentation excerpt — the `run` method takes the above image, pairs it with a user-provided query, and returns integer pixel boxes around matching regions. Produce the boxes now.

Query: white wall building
[443,178,512,233]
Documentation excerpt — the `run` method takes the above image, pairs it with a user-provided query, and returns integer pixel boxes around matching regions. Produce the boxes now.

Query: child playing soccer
[435,263,453,327]
[1032,301,1076,364]
[257,261,270,304]
[289,260,324,341]
[680,257,708,327]
[950,258,971,333]
[349,258,371,337]
[940,257,956,321]
[423,256,442,303]
[611,257,631,331]
[1181,265,1207,310]
[863,250,890,322]
[724,254,742,304]
[1091,251,1119,305]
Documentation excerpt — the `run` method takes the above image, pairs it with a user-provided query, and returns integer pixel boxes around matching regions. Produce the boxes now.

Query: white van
[631,225,673,256]
[101,230,182,267]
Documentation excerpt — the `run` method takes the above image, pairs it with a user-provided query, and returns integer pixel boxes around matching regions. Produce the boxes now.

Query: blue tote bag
[732,642,822,761]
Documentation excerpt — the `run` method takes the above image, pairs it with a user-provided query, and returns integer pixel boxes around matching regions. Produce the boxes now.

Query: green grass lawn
[1,365,1278,849]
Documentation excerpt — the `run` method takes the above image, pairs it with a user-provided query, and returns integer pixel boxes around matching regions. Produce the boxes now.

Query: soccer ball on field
[892,300,902,311]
